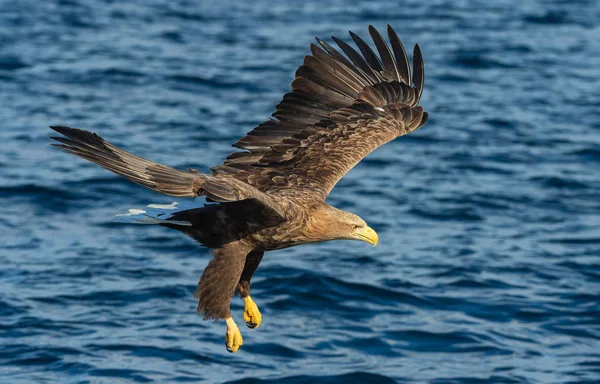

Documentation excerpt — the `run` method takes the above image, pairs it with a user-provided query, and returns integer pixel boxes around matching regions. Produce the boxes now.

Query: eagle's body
[51,25,428,352]
[165,196,340,251]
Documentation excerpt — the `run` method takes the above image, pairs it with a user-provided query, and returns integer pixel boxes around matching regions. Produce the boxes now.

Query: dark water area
[1,0,599,383]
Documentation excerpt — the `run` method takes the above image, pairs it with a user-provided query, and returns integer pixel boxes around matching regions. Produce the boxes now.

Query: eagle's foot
[225,317,243,353]
[243,296,262,329]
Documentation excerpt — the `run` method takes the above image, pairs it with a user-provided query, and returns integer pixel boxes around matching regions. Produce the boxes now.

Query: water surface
[1,0,599,383]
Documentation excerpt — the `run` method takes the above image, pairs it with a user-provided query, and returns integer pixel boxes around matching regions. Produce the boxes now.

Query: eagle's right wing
[50,126,281,214]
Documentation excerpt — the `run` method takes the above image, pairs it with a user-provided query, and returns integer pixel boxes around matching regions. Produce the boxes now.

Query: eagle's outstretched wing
[49,126,282,214]
[212,25,428,200]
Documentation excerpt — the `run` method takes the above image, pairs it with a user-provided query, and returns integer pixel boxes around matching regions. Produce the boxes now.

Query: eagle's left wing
[212,25,428,200]
[257,99,426,200]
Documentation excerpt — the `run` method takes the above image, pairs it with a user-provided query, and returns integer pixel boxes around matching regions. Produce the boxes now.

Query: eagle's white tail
[112,202,192,226]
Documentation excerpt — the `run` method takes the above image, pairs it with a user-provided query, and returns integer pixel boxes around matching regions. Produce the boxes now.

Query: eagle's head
[335,210,379,246]
[307,205,379,246]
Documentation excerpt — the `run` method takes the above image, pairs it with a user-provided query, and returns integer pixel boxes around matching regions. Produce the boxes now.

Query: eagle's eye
[351,224,358,230]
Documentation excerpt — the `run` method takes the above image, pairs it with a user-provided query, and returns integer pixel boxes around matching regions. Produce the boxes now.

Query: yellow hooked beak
[354,226,379,247]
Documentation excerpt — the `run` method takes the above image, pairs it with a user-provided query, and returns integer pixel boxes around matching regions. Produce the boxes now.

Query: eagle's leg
[236,250,264,329]
[194,241,250,352]
[225,316,243,353]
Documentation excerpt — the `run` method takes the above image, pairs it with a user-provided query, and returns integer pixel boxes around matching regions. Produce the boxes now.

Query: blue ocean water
[1,0,599,382]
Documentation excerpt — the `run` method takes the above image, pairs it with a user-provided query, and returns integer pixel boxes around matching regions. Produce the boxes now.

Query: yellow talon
[225,317,243,353]
[243,296,262,329]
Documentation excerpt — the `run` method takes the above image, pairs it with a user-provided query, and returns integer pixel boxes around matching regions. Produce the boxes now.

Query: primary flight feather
[50,25,428,353]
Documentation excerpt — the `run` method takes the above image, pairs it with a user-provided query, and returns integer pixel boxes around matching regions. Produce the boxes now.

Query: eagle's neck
[301,204,348,244]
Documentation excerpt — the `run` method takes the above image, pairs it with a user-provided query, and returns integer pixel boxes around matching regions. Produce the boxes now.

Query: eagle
[50,25,428,353]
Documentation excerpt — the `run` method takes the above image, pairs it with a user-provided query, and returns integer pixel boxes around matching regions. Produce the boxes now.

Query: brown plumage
[50,25,428,352]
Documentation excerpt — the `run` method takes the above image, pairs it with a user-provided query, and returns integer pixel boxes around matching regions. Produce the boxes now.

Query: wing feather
[368,25,400,81]
[331,36,383,84]
[412,44,425,103]
[387,24,411,84]
[309,44,365,91]
[315,37,366,81]
[296,63,358,100]
[302,54,363,95]
[349,31,384,72]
